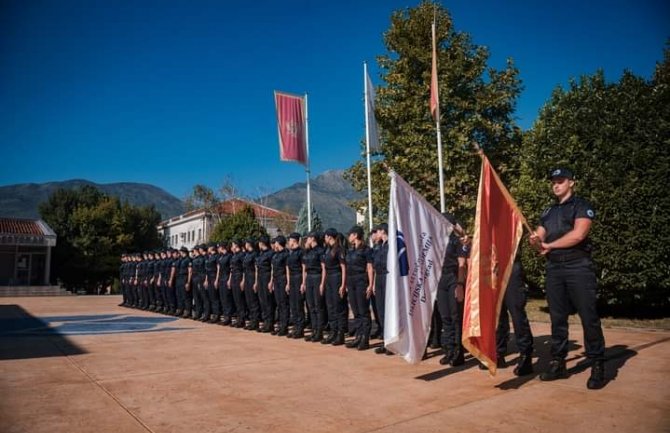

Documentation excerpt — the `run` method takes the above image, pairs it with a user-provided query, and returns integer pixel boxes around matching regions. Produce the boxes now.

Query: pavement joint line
[46,335,157,433]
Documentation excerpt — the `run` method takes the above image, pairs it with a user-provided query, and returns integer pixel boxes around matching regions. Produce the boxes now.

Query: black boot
[322,331,336,344]
[450,350,464,367]
[332,331,345,346]
[277,327,288,336]
[514,354,534,376]
[375,346,387,355]
[439,350,453,365]
[540,358,568,381]
[587,360,606,390]
[311,330,323,343]
[346,335,362,349]
[357,335,370,351]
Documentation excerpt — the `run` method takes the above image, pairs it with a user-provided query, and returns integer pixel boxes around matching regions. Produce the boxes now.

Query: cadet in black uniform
[270,236,289,336]
[302,231,325,342]
[191,246,206,320]
[166,249,178,315]
[176,247,193,318]
[119,254,128,306]
[436,213,469,366]
[531,168,606,389]
[156,250,167,313]
[204,243,220,323]
[150,251,161,311]
[128,254,139,308]
[216,242,234,325]
[321,228,347,346]
[241,239,260,331]
[229,240,247,328]
[344,226,374,350]
[286,233,305,338]
[255,236,275,333]
[139,252,150,310]
[372,224,390,354]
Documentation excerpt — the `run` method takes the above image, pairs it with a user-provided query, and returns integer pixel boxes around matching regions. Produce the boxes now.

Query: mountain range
[0,170,361,232]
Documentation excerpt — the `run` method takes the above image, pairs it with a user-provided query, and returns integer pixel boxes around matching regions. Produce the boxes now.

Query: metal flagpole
[364,62,374,232]
[433,20,446,213]
[304,93,312,231]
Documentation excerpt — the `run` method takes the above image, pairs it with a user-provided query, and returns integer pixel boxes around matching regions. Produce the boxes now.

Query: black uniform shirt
[192,255,205,279]
[373,241,389,275]
[302,246,324,275]
[177,257,192,278]
[243,251,257,277]
[322,247,345,274]
[287,248,303,276]
[539,195,595,258]
[230,252,245,276]
[442,234,469,273]
[346,245,373,276]
[256,249,274,275]
[217,253,231,278]
[271,249,288,279]
[205,254,218,279]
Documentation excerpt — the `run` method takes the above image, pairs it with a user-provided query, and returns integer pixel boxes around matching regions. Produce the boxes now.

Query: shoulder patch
[586,209,595,218]
[541,207,551,217]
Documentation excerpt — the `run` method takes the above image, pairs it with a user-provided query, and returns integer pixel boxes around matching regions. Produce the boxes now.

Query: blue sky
[1,0,667,199]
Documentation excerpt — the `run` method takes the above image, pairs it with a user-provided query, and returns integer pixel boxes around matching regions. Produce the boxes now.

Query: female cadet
[344,226,374,351]
[241,239,260,331]
[255,236,275,333]
[204,243,220,323]
[321,228,347,346]
[286,233,305,339]
[302,231,326,342]
[229,240,247,328]
[372,224,391,354]
[215,242,234,326]
[270,236,290,336]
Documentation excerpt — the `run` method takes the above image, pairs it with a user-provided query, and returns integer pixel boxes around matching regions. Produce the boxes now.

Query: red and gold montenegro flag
[274,91,307,165]
[429,21,440,121]
[462,154,526,375]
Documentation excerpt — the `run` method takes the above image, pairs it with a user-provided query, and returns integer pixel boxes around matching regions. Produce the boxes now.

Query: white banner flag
[384,172,453,364]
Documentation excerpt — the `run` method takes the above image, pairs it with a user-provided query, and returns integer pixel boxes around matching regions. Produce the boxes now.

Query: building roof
[159,198,296,226]
[0,218,57,246]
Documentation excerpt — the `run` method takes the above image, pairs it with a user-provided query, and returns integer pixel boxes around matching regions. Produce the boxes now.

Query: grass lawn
[525,298,670,330]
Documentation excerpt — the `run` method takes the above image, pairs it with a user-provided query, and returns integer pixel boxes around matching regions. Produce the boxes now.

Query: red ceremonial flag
[430,21,440,121]
[274,91,307,165]
[462,154,526,375]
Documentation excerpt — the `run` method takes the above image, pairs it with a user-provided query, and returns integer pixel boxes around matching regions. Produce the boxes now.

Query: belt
[547,250,590,263]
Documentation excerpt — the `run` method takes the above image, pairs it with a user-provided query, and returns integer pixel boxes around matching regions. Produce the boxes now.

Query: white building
[157,199,297,249]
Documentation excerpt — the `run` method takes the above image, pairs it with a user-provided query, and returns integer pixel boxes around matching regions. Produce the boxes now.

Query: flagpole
[432,20,446,214]
[304,92,312,231]
[364,62,374,232]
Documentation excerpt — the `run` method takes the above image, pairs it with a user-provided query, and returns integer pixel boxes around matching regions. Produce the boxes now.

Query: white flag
[365,69,381,153]
[384,172,453,364]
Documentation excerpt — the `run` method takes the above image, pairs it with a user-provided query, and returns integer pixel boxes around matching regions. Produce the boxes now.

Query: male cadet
[129,254,139,308]
[436,213,469,366]
[165,249,178,315]
[192,245,208,320]
[372,224,391,355]
[176,247,193,318]
[216,242,234,325]
[157,250,170,313]
[119,254,128,306]
[255,236,275,333]
[286,233,305,338]
[204,243,221,323]
[530,167,606,390]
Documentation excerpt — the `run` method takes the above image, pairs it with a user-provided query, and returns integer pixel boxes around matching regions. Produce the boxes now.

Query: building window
[192,230,195,242]
[198,228,202,241]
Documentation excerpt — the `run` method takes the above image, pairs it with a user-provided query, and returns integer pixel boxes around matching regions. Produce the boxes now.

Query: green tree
[345,1,522,228]
[39,185,162,292]
[210,205,268,242]
[515,48,670,312]
[295,204,323,235]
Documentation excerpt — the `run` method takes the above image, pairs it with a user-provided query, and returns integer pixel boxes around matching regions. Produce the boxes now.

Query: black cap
[258,235,270,245]
[306,231,318,238]
[288,232,301,241]
[348,226,364,238]
[273,235,286,246]
[324,228,338,238]
[549,168,574,180]
[179,246,188,252]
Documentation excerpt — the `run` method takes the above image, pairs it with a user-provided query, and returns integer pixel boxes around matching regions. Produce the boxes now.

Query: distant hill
[264,169,362,232]
[0,180,185,220]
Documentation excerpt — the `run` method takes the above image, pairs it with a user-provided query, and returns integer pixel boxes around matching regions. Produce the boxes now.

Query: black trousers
[166,283,177,311]
[218,275,234,317]
[192,277,205,317]
[496,261,534,356]
[176,277,190,312]
[374,273,387,336]
[305,273,325,332]
[289,272,305,330]
[436,270,463,352]
[257,272,275,325]
[274,276,289,330]
[231,273,246,322]
[244,272,260,323]
[141,283,150,308]
[325,271,348,333]
[546,257,605,360]
[206,275,220,317]
[347,274,371,337]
